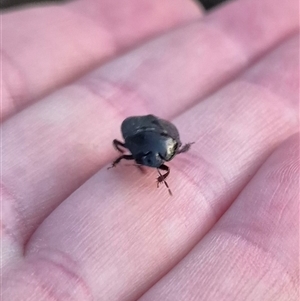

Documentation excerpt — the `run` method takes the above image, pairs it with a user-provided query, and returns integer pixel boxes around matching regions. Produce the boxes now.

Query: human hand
[2,0,299,300]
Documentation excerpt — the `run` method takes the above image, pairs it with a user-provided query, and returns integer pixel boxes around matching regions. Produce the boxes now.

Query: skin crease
[1,1,299,301]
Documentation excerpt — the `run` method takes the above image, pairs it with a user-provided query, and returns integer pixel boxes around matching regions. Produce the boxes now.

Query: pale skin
[1,0,299,300]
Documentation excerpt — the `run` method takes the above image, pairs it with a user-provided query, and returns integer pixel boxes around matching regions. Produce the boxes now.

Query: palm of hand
[2,0,299,300]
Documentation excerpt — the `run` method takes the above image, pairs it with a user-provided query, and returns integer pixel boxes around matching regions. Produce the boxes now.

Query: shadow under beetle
[108,114,193,195]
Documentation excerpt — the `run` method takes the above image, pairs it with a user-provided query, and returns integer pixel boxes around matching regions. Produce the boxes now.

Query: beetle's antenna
[157,169,173,196]
[176,142,195,154]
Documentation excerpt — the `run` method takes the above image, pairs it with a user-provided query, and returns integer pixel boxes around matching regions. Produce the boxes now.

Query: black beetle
[108,114,193,195]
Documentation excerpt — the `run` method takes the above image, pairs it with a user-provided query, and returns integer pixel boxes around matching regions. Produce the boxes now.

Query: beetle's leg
[157,164,170,181]
[107,154,134,169]
[176,142,194,154]
[157,164,172,196]
[113,139,127,153]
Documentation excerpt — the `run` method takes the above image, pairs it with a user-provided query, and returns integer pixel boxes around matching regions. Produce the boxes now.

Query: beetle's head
[136,151,164,168]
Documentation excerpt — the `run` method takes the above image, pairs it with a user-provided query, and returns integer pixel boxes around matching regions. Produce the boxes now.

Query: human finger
[139,133,299,301]
[2,0,202,119]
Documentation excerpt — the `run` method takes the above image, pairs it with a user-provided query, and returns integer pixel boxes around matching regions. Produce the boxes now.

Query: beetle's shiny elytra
[108,114,193,195]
